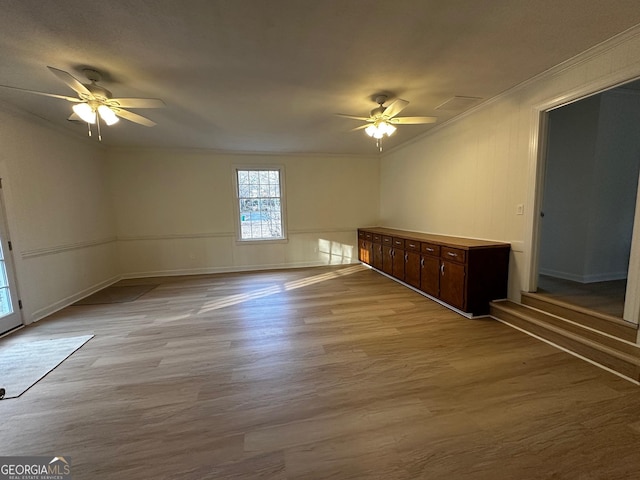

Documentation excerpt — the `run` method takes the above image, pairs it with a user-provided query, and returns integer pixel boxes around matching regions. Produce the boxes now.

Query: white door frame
[524,74,640,325]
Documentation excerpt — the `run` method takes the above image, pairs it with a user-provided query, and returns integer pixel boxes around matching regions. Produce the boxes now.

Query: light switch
[516,204,524,215]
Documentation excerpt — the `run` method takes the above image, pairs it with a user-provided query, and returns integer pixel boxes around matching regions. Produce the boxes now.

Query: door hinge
[18,299,22,309]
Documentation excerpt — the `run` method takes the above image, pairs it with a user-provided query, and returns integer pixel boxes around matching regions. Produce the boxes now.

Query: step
[521,292,638,342]
[491,300,640,382]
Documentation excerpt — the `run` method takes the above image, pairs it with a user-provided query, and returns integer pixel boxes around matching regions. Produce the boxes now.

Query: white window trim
[232,164,288,244]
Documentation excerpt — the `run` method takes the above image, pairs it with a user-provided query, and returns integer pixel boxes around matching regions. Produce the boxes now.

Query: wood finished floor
[537,274,626,318]
[2,265,640,479]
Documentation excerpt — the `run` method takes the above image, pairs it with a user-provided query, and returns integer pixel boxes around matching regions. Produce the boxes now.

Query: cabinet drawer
[372,234,382,243]
[421,243,441,256]
[392,237,405,249]
[441,246,466,263]
[365,232,373,241]
[382,236,393,245]
[405,240,420,252]
[358,230,366,239]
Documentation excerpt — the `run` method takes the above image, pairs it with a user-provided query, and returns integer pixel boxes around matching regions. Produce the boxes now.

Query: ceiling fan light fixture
[337,94,437,151]
[72,102,96,124]
[365,121,396,139]
[382,122,397,136]
[365,124,377,137]
[98,105,119,125]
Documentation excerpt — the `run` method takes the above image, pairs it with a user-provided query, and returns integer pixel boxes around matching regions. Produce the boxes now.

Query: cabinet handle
[420,258,424,267]
[447,252,458,257]
[409,243,416,248]
[426,248,434,252]
[441,263,445,275]
[404,253,408,262]
[390,249,394,257]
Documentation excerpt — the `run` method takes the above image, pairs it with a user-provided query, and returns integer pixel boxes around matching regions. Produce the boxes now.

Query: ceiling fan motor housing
[370,94,389,117]
[84,83,112,102]
[370,105,386,117]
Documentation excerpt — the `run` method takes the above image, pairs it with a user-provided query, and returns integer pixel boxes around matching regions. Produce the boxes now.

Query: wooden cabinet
[357,230,372,264]
[404,239,421,288]
[439,257,466,310]
[420,243,441,297]
[358,227,510,316]
[439,246,466,309]
[391,237,405,279]
[371,240,383,270]
[382,236,393,275]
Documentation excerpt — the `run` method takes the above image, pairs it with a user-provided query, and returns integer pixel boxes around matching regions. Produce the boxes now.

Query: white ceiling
[1,0,640,155]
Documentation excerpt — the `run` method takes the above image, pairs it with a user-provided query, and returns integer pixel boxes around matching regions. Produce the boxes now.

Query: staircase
[490,292,640,382]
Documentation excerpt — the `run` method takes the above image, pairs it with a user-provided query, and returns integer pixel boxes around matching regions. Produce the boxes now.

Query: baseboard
[539,268,627,283]
[29,275,122,323]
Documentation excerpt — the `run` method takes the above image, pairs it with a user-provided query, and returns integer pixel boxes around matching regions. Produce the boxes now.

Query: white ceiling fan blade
[350,124,369,131]
[108,98,166,109]
[0,84,82,102]
[336,113,371,121]
[391,116,438,124]
[47,66,92,97]
[112,108,157,127]
[67,112,82,121]
[382,99,409,118]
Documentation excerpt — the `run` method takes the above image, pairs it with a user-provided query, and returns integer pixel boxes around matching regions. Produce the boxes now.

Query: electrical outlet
[516,204,524,215]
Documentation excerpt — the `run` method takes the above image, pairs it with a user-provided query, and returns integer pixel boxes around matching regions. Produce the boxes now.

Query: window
[235,167,286,241]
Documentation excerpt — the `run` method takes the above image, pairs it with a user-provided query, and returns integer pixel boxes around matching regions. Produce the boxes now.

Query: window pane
[238,184,251,198]
[0,287,12,317]
[0,262,8,288]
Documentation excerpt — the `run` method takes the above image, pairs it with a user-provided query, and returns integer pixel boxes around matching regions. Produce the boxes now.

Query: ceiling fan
[337,95,437,151]
[0,66,165,141]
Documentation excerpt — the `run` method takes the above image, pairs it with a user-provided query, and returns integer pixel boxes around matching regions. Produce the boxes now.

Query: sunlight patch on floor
[197,264,365,314]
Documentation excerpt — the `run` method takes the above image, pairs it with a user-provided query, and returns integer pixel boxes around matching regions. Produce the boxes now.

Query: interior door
[0,181,21,334]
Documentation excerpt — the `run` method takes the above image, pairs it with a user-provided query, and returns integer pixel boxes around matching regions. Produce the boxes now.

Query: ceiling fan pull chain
[97,113,102,141]
[87,122,92,137]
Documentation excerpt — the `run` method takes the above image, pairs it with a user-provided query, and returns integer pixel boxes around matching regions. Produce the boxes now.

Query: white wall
[106,148,379,277]
[379,27,640,301]
[0,105,118,323]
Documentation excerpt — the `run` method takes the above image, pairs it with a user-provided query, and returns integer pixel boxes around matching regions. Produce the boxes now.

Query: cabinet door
[382,246,394,275]
[392,248,405,280]
[359,239,373,265]
[439,260,466,310]
[358,239,368,263]
[405,250,421,288]
[372,242,383,270]
[420,254,440,297]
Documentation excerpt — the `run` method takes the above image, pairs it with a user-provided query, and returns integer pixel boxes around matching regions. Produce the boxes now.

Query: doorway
[534,79,640,321]
[0,179,22,334]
